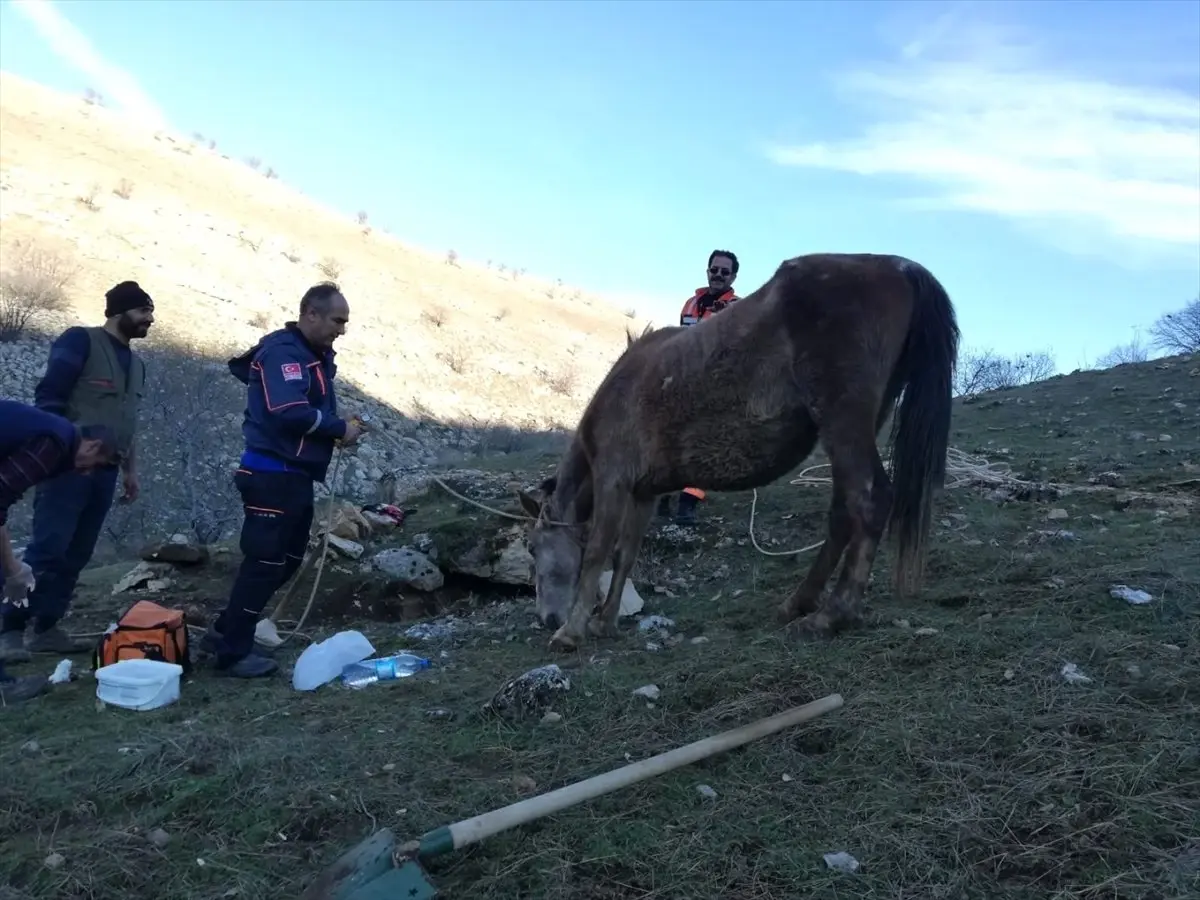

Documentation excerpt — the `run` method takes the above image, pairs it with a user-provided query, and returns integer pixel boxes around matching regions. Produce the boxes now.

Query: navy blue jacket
[0,400,79,461]
[0,401,79,526]
[228,323,347,482]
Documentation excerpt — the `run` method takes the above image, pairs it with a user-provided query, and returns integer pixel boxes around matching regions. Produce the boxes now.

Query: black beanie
[104,280,153,318]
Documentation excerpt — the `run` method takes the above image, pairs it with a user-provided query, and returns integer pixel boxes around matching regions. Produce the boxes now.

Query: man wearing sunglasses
[658,249,741,525]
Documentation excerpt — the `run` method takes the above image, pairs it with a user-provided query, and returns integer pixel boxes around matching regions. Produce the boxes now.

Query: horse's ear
[517,489,543,518]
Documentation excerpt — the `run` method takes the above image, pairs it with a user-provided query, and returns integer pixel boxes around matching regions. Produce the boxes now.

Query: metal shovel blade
[342,861,436,899]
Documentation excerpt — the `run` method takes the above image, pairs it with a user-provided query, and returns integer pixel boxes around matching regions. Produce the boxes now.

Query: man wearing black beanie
[0,280,155,662]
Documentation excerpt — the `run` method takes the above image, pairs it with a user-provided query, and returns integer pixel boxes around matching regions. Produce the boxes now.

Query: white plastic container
[94,658,183,710]
[292,629,375,691]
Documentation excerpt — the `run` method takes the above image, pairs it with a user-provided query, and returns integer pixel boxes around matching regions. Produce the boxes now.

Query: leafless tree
[954,347,1057,397]
[1147,298,1200,355]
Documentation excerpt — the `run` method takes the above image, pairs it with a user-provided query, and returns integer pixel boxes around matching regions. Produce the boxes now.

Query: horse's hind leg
[792,429,893,637]
[549,486,628,652]
[590,497,656,638]
[777,481,852,623]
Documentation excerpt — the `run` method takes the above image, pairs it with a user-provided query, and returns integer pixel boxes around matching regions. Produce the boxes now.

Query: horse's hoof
[775,603,800,626]
[786,612,834,641]
[548,627,581,652]
[587,617,619,639]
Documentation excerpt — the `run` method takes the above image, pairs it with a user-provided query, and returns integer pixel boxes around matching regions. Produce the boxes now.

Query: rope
[746,447,1045,557]
[68,448,348,650]
[263,445,346,647]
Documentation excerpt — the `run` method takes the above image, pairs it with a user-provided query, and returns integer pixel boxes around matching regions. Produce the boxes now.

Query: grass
[2,356,1198,900]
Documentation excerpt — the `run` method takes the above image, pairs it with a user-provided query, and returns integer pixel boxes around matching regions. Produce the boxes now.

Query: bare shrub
[264,167,278,179]
[317,256,342,278]
[249,310,271,329]
[624,307,637,319]
[82,87,106,106]
[437,341,469,374]
[76,184,100,211]
[282,248,301,264]
[236,232,262,252]
[356,211,368,226]
[538,363,578,397]
[1093,331,1151,369]
[446,249,459,267]
[1148,297,1200,355]
[421,305,448,328]
[113,178,134,199]
[0,241,78,342]
[246,156,262,170]
[954,348,1057,397]
[208,139,216,150]
[494,306,510,322]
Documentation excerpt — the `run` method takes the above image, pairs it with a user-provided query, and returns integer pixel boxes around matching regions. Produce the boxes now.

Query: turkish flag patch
[281,363,303,382]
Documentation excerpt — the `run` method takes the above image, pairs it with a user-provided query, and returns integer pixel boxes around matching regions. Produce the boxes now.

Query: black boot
[675,492,699,525]
[656,495,672,521]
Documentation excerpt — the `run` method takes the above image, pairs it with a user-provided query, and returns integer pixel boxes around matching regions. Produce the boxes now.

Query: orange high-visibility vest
[679,288,738,327]
[678,288,737,502]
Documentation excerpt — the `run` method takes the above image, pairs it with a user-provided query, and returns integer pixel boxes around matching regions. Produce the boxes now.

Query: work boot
[26,625,88,655]
[675,492,699,526]
[215,654,279,679]
[199,625,271,659]
[0,629,30,663]
[1,672,46,707]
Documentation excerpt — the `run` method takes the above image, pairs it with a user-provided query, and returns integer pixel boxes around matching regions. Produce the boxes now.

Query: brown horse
[518,252,960,651]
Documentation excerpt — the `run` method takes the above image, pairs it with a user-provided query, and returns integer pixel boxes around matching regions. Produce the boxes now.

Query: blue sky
[2,0,1198,370]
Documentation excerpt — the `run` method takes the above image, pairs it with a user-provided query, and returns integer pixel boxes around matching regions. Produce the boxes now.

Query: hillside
[1,348,1196,899]
[0,70,642,424]
[0,70,650,550]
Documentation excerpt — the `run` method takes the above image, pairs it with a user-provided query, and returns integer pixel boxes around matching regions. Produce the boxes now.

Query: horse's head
[517,476,582,630]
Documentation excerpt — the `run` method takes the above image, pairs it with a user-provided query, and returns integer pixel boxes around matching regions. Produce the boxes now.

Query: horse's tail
[886,259,960,595]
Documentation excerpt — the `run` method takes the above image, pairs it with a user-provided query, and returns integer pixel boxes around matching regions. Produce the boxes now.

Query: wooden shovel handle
[417,692,844,859]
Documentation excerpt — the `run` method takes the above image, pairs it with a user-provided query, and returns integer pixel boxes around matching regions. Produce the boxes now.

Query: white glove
[3,562,35,607]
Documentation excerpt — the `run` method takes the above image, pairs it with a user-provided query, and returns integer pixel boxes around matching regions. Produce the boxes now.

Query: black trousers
[213,469,313,664]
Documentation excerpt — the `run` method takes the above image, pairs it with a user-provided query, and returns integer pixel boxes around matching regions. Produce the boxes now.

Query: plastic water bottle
[341,652,430,689]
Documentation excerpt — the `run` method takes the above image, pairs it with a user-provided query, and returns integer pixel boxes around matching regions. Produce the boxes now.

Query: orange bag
[93,600,192,674]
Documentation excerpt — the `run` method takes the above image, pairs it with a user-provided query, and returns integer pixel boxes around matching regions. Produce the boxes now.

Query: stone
[372,548,443,591]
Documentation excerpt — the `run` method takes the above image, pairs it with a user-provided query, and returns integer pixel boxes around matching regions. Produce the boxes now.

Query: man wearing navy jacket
[205,282,365,678]
[0,400,116,704]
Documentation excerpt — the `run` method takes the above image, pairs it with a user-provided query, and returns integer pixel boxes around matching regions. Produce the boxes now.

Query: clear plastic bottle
[341,652,430,689]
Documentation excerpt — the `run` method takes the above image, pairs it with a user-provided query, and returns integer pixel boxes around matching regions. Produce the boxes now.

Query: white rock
[326,534,364,559]
[372,548,444,591]
[632,684,660,700]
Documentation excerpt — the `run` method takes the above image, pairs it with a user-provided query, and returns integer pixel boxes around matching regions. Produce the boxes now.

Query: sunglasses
[708,266,731,277]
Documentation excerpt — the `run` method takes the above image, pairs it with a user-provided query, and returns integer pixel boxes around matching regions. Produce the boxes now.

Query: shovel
[298,692,844,899]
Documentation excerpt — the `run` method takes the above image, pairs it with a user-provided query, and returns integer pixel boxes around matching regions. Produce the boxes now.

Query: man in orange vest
[658,249,741,525]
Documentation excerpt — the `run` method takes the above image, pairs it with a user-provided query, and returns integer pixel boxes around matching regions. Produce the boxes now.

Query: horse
[517,252,960,651]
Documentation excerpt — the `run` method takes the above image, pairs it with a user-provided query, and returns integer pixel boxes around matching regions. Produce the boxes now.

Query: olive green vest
[64,326,145,456]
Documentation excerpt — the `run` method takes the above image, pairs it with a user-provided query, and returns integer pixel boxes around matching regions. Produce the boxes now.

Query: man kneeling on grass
[0,400,117,706]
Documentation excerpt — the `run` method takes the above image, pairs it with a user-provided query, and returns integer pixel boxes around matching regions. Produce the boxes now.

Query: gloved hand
[3,562,35,608]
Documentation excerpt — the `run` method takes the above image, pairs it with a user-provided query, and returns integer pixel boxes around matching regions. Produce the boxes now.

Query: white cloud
[11,0,168,131]
[766,10,1200,259]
